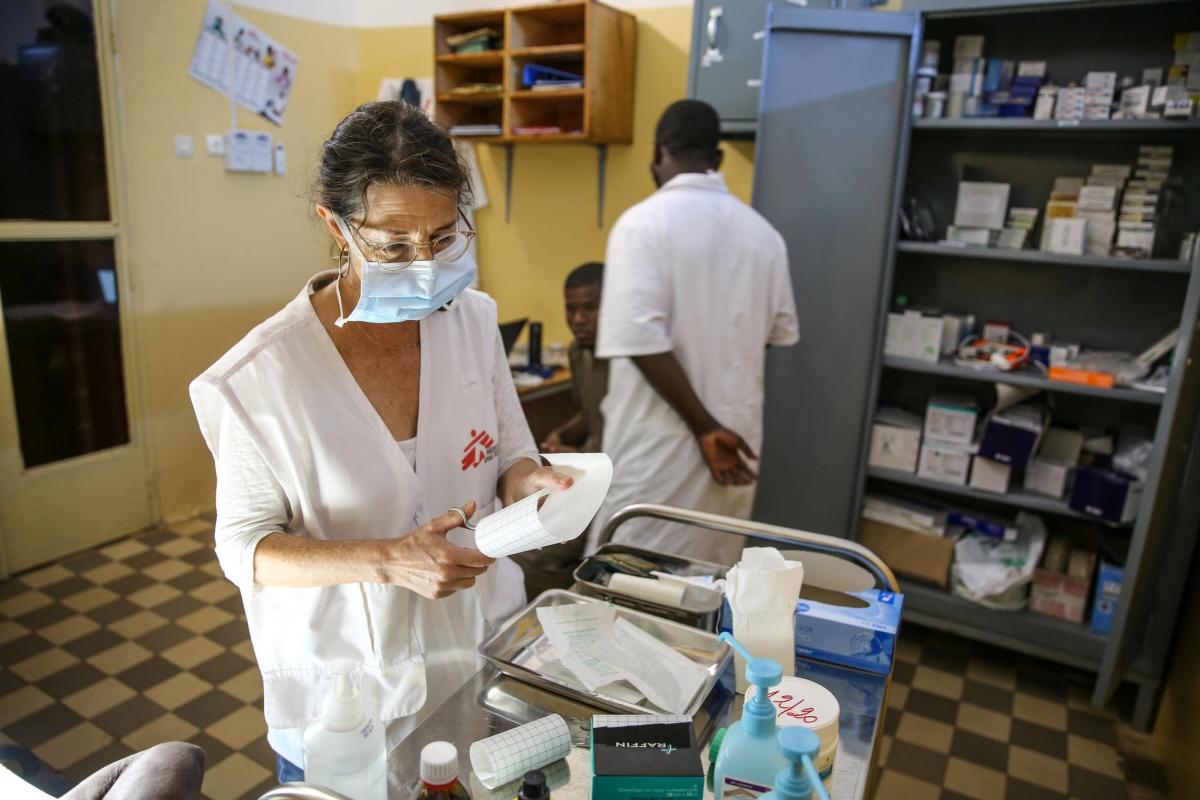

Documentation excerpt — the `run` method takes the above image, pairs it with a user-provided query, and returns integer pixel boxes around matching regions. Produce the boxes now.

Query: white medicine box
[869,407,923,473]
[918,442,972,486]
[923,394,978,448]
[1024,457,1072,498]
[885,311,943,363]
[969,455,1012,494]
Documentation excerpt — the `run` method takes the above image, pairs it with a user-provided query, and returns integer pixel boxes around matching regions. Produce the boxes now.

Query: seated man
[514,262,608,597]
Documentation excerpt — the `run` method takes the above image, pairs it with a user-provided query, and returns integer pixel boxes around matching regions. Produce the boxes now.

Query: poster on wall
[188,0,300,126]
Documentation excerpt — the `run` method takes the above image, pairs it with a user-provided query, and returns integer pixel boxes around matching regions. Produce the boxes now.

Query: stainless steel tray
[478,589,733,717]
[572,543,729,631]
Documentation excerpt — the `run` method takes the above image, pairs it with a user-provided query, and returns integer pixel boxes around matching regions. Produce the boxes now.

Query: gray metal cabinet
[750,0,1200,730]
[687,0,888,136]
[688,0,770,136]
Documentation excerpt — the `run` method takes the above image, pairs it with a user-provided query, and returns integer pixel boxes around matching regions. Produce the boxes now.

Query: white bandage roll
[469,714,571,790]
[608,573,687,607]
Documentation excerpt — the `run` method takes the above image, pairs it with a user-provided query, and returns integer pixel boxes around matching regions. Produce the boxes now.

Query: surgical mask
[333,216,477,326]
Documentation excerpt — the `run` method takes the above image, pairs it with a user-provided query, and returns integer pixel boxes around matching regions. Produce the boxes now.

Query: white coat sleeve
[491,325,540,474]
[595,220,673,358]
[214,406,292,590]
[767,234,800,346]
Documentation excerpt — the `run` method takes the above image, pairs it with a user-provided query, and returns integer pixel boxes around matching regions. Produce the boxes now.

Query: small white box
[970,456,1012,494]
[1086,71,1117,92]
[918,443,972,486]
[869,408,923,474]
[954,182,1011,230]
[1078,185,1118,211]
[885,311,943,362]
[924,394,978,448]
[1048,218,1087,255]
[1025,457,1072,498]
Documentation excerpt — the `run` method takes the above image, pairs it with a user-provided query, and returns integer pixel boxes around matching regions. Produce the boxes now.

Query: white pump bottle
[303,674,387,800]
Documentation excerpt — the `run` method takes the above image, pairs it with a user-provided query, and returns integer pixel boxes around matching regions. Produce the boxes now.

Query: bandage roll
[608,573,687,607]
[469,714,571,790]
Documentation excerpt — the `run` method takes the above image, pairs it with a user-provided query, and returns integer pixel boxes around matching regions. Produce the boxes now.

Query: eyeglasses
[345,208,476,268]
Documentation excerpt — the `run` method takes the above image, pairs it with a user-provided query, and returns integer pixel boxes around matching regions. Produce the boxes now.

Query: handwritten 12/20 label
[757,676,840,732]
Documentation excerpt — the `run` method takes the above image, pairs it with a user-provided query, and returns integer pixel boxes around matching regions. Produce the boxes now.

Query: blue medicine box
[1091,561,1124,635]
[978,409,1045,469]
[1069,464,1143,524]
[721,589,904,676]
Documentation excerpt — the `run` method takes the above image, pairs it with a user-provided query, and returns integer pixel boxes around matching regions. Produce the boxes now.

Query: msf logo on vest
[461,428,497,471]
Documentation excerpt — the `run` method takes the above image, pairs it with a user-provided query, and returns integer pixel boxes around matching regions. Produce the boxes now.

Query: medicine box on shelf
[1069,465,1143,523]
[1091,561,1125,635]
[869,407,923,473]
[924,394,978,447]
[969,455,1012,493]
[918,441,972,486]
[1030,550,1095,624]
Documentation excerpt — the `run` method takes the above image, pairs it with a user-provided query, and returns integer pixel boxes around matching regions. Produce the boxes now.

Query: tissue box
[869,408,923,473]
[591,717,703,800]
[1069,465,1142,523]
[1091,561,1124,635]
[858,517,955,588]
[791,587,903,676]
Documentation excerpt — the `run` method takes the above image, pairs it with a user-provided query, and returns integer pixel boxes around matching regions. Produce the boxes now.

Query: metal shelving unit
[896,241,1192,274]
[881,354,1165,404]
[866,467,1130,527]
[751,0,1200,730]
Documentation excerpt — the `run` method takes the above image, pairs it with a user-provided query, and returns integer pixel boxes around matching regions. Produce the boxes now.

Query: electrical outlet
[206,133,226,156]
[174,135,194,158]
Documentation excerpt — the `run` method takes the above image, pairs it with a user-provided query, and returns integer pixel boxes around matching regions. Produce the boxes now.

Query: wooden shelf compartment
[434,10,505,58]
[508,94,586,138]
[508,1,587,50]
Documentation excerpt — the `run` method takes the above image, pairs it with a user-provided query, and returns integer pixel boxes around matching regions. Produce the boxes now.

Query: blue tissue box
[720,589,904,676]
[1090,561,1124,635]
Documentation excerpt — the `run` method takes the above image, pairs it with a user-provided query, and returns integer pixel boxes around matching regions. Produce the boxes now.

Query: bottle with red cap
[412,741,471,799]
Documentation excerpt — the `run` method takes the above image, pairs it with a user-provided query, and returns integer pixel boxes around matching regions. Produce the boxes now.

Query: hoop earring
[333,245,349,277]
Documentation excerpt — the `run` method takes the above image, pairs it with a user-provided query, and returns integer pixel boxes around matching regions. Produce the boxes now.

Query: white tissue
[726,547,804,692]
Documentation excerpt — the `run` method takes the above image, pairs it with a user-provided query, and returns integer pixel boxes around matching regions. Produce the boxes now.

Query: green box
[590,717,704,800]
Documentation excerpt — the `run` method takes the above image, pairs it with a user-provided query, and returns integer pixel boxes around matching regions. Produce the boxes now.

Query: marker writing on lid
[766,688,820,724]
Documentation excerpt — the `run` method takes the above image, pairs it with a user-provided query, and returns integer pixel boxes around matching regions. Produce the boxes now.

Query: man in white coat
[591,99,799,564]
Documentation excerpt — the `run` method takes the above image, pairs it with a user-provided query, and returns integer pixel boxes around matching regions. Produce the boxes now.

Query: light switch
[205,133,226,156]
[174,135,194,158]
[274,143,287,175]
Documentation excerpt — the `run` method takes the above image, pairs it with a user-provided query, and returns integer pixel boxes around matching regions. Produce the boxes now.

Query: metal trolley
[261,505,900,800]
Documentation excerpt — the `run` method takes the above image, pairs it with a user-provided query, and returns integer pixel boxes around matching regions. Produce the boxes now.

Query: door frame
[0,0,154,576]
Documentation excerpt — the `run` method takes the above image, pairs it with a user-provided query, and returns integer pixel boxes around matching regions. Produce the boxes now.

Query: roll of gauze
[608,573,687,607]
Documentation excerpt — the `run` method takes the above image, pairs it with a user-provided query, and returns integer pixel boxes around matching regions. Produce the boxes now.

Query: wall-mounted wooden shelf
[432,0,636,144]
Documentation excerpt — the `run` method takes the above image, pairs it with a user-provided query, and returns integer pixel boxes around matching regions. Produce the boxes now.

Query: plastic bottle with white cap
[413,741,471,799]
[302,673,386,800]
[759,727,831,800]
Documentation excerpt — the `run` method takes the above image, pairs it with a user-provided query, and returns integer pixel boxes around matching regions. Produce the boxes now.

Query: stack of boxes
[1078,164,1129,256]
[998,207,1039,250]
[1041,177,1084,254]
[1115,146,1172,258]
[949,35,986,118]
[947,180,1010,247]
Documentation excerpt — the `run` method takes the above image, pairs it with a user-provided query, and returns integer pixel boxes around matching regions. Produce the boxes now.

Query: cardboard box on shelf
[978,405,1045,470]
[1030,549,1095,624]
[1024,457,1073,498]
[858,518,956,588]
[1069,465,1142,523]
[924,394,979,447]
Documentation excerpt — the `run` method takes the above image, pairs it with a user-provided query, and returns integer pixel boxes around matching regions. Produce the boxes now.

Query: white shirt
[593,171,799,564]
[191,273,537,767]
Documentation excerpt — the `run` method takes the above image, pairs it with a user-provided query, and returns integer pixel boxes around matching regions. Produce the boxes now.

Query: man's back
[593,170,798,563]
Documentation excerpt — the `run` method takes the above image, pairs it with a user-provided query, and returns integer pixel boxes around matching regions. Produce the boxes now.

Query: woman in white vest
[190,101,570,782]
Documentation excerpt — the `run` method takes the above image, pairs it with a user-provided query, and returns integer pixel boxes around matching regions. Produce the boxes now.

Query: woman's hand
[501,460,574,507]
[379,502,494,599]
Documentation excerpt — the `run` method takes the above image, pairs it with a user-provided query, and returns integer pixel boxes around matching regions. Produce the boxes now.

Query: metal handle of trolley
[598,503,899,593]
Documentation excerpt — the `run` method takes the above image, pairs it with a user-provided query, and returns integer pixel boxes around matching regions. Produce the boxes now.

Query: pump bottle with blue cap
[711,632,789,799]
[760,727,831,800]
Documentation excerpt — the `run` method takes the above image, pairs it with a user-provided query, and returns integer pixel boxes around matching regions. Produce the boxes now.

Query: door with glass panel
[0,0,151,575]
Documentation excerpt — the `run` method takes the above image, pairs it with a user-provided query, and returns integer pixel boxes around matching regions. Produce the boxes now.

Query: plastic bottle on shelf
[303,673,386,800]
[412,741,471,799]
[711,633,788,799]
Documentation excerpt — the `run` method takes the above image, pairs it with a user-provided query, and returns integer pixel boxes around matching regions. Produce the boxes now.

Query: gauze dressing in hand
[725,547,804,693]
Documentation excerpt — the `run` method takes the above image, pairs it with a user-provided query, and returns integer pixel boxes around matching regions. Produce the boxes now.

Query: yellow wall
[115,1,358,520]
[354,5,754,349]
[116,3,748,521]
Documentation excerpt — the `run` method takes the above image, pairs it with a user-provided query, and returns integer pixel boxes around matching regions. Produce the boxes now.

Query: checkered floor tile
[0,519,277,800]
[873,624,1170,799]
[0,519,1175,799]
